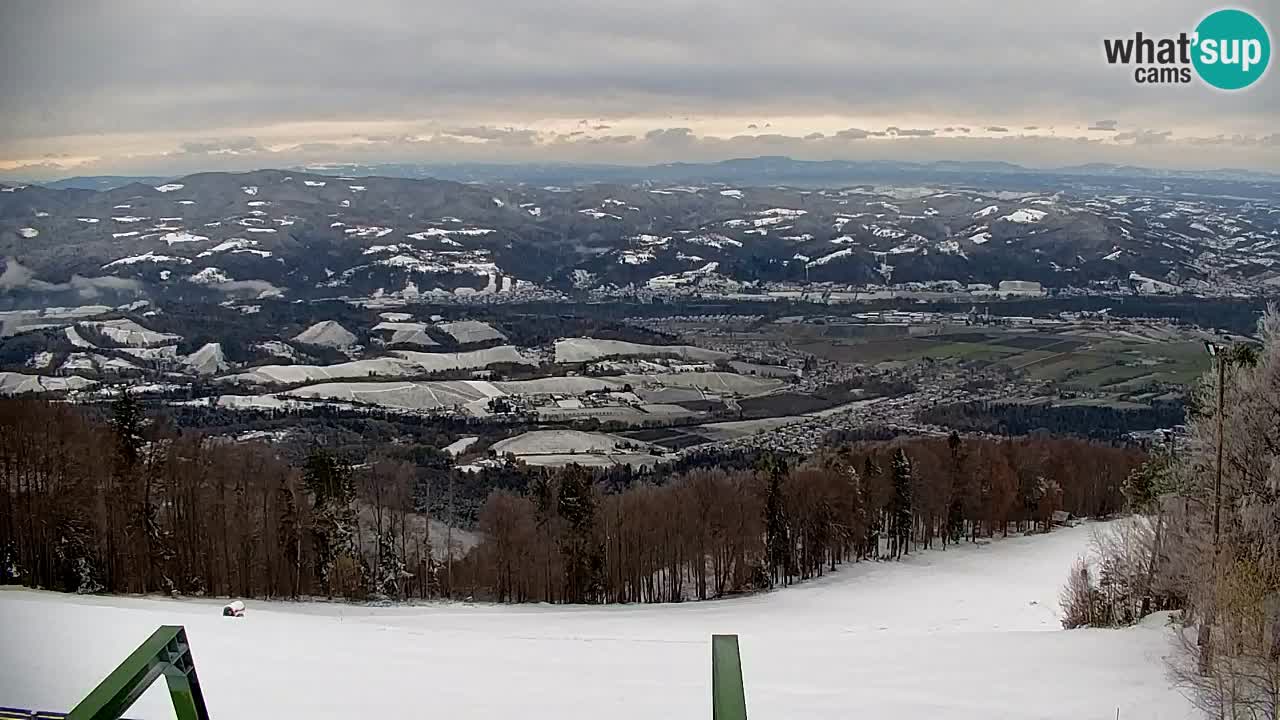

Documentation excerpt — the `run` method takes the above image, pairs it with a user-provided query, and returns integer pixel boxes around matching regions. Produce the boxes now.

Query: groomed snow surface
[0,523,1193,720]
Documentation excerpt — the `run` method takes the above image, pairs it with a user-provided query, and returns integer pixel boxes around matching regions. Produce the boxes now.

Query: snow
[111,216,149,223]
[0,523,1194,720]
[436,320,506,344]
[554,338,727,364]
[241,186,258,196]
[154,183,184,192]
[493,429,648,456]
[0,372,96,395]
[188,267,232,285]
[77,217,99,223]
[970,231,992,245]
[17,227,38,238]
[304,180,326,187]
[160,231,209,246]
[998,209,1047,224]
[197,238,258,257]
[348,185,366,192]
[685,234,741,249]
[719,189,744,198]
[442,436,479,456]
[806,248,854,267]
[112,231,140,239]
[80,319,181,347]
[370,321,439,347]
[183,342,229,376]
[245,227,277,234]
[973,205,1000,218]
[293,320,357,348]
[103,252,192,268]
[65,326,96,348]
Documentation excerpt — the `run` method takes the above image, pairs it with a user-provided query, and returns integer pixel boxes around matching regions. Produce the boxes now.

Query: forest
[0,393,1143,605]
[1055,315,1280,719]
[918,399,1186,440]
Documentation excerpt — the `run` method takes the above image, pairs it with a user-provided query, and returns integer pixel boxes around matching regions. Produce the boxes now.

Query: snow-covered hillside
[0,523,1192,719]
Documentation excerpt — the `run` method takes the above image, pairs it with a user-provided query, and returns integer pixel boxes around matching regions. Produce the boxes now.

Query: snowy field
[0,523,1194,719]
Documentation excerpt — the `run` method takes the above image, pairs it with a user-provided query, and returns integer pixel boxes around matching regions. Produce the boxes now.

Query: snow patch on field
[999,209,1047,224]
[197,238,259,257]
[807,248,853,267]
[554,338,727,364]
[0,523,1195,720]
[293,320,356,348]
[154,183,184,192]
[103,252,191,268]
[79,318,180,347]
[436,320,505,344]
[0,372,97,395]
[17,227,37,238]
[160,231,209,246]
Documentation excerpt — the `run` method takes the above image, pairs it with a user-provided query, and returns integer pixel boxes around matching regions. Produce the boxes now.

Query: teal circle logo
[1192,9,1271,90]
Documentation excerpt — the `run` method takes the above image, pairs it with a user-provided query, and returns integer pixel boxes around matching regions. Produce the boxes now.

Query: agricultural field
[788,325,1212,392]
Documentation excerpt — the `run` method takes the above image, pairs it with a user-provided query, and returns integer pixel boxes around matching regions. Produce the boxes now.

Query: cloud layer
[1,0,1276,175]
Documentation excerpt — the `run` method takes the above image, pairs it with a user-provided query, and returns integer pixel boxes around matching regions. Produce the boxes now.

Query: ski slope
[0,523,1194,719]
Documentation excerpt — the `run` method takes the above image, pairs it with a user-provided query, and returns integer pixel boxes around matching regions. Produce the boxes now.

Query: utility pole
[1213,351,1225,549]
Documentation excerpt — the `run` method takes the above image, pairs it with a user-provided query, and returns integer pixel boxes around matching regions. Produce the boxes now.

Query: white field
[555,337,729,363]
[437,320,506,344]
[281,375,623,413]
[221,346,530,386]
[292,321,357,348]
[0,371,97,395]
[492,429,648,455]
[615,371,783,395]
[80,319,181,348]
[0,523,1193,720]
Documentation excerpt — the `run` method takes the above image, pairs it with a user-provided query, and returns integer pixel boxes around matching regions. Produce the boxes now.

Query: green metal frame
[58,623,737,719]
[66,625,209,720]
[712,634,747,720]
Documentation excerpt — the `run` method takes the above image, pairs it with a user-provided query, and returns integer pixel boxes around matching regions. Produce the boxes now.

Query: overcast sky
[1,0,1276,179]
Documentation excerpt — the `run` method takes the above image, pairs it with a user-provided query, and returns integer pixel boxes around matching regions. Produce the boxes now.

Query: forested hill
[1,396,1142,604]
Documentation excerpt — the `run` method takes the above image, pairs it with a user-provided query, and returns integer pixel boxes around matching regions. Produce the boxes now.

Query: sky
[0,0,1276,179]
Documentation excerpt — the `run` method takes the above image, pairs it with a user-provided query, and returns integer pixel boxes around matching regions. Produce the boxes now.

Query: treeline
[918,399,1186,440]
[1,393,1143,605]
[1063,320,1280,718]
[451,434,1143,603]
[0,395,467,600]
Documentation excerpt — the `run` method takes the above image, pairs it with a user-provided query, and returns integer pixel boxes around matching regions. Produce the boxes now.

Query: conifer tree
[891,449,913,560]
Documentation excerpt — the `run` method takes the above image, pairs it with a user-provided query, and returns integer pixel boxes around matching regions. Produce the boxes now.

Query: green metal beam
[67,625,210,720]
[711,634,747,720]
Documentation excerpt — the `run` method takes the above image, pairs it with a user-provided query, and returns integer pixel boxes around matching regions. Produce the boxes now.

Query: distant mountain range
[7,157,1278,195]
[1,166,1278,310]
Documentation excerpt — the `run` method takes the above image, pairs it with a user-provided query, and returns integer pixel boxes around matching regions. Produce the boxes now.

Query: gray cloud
[441,126,540,145]
[986,126,1009,133]
[178,137,263,154]
[1115,129,1172,145]
[1088,120,1119,131]
[834,128,871,140]
[0,0,1277,172]
[886,127,935,137]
